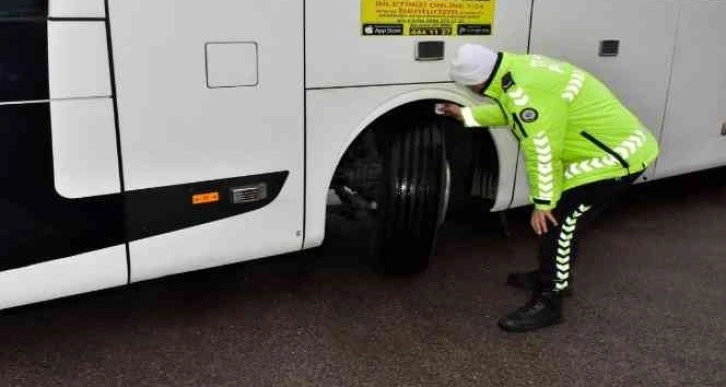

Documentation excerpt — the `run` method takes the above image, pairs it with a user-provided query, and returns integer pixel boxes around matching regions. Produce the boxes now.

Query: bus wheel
[373,118,449,275]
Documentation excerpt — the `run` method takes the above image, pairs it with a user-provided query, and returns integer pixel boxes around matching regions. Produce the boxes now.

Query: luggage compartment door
[107,0,305,281]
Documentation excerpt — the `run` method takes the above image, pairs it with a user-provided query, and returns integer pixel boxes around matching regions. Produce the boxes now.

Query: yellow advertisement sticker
[362,0,496,36]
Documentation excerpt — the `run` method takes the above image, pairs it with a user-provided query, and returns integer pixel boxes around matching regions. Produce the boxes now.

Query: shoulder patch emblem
[501,72,515,92]
[520,108,539,123]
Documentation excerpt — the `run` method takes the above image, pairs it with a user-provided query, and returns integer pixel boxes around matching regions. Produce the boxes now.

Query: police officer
[439,44,659,332]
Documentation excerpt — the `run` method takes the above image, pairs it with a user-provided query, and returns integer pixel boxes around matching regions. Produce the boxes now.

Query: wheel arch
[305,87,516,249]
[326,88,518,213]
[325,88,475,194]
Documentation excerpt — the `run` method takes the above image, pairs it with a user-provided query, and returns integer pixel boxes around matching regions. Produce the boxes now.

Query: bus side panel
[655,1,726,179]
[49,0,105,18]
[0,246,126,310]
[0,1,128,310]
[0,103,126,289]
[48,20,120,199]
[106,0,305,282]
[305,0,531,88]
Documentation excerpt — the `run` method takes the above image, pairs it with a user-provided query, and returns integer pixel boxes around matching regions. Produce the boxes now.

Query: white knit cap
[449,44,498,86]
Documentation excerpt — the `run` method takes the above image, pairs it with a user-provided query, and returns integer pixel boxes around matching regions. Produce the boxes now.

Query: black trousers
[538,173,642,293]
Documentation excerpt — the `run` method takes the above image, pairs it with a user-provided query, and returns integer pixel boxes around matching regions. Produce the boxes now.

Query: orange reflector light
[192,192,220,205]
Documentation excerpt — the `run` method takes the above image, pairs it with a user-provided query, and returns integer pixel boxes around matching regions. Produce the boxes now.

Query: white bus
[1,0,724,310]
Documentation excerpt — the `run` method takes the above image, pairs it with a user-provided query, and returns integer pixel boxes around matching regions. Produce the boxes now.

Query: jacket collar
[482,52,515,100]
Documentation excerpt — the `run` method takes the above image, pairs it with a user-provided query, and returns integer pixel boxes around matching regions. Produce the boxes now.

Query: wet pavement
[1,169,725,387]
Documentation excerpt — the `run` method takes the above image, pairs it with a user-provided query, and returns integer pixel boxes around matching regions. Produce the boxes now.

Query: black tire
[373,119,448,275]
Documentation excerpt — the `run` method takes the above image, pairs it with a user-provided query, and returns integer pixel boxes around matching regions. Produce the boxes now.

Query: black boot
[498,292,563,332]
[506,270,573,297]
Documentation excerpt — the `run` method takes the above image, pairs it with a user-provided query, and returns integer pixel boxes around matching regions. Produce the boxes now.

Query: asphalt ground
[1,169,725,387]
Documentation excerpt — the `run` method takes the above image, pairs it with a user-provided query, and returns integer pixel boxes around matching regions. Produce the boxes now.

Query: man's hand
[436,103,463,122]
[531,209,558,236]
